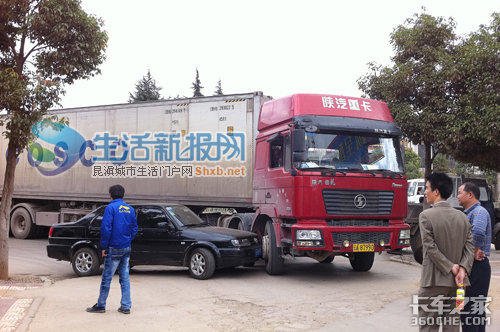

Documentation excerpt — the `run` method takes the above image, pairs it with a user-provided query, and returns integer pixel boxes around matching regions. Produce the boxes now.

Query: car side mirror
[158,222,175,232]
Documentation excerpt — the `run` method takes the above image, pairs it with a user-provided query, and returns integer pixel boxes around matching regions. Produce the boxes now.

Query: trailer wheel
[72,247,100,277]
[410,229,423,264]
[263,221,284,275]
[188,248,216,280]
[10,208,37,239]
[349,252,374,272]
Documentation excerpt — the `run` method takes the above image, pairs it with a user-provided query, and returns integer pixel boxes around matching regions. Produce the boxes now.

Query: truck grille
[327,219,389,227]
[332,231,391,245]
[322,189,394,215]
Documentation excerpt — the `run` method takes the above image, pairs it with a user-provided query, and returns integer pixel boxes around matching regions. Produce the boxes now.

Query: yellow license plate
[353,243,374,252]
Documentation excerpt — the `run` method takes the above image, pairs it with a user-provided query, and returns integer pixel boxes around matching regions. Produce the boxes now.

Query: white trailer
[0,92,271,238]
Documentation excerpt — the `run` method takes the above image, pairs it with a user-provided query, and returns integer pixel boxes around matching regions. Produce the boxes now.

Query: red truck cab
[252,94,410,274]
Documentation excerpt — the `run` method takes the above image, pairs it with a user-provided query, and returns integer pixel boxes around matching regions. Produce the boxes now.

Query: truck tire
[10,208,37,239]
[319,255,335,264]
[410,229,423,264]
[188,248,216,280]
[72,247,100,277]
[263,221,284,275]
[349,252,374,272]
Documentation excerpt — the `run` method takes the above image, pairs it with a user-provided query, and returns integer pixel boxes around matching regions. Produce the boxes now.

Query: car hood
[186,226,255,239]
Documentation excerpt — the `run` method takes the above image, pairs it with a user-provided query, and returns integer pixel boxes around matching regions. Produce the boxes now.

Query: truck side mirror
[293,129,306,153]
[292,129,307,162]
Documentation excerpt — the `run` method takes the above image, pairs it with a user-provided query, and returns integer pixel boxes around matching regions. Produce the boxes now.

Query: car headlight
[231,239,251,247]
[296,230,322,240]
[399,229,410,240]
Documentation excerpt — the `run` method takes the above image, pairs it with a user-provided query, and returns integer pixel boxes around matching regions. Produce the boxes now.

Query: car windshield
[165,206,206,226]
[295,132,404,173]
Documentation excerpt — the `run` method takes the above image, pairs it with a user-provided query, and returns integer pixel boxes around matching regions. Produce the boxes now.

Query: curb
[16,297,43,332]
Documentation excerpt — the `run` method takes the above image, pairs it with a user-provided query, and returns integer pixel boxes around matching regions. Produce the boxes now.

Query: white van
[408,179,425,203]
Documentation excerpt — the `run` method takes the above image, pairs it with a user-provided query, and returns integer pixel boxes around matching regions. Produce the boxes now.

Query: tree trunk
[424,141,432,178]
[422,141,433,211]
[0,140,19,280]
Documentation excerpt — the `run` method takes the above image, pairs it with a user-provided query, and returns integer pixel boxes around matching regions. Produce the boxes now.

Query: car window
[165,206,205,226]
[89,207,106,227]
[137,207,169,228]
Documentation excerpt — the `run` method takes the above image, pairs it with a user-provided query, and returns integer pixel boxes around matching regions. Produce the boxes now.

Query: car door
[88,207,105,240]
[132,206,179,265]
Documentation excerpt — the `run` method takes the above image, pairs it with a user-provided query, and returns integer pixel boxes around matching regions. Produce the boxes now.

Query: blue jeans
[97,246,132,310]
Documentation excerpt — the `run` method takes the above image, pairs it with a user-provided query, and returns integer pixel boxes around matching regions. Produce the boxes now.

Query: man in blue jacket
[87,185,138,314]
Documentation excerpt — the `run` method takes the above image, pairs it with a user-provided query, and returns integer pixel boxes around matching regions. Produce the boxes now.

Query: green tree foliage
[0,0,107,279]
[192,68,204,97]
[214,79,223,96]
[444,13,500,171]
[359,11,500,176]
[432,153,449,173]
[358,12,456,177]
[128,70,163,102]
[454,162,497,185]
[404,147,423,179]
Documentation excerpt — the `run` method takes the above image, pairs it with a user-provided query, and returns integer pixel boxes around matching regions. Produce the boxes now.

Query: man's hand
[455,266,466,287]
[102,250,107,257]
[474,247,485,261]
[451,264,460,276]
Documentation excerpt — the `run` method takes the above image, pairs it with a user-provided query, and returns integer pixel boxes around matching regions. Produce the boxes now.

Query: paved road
[5,238,500,331]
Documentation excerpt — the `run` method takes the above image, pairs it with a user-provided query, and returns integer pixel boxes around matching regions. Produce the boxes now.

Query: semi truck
[0,91,411,274]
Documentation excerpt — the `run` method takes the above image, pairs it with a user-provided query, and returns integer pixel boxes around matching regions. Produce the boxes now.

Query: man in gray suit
[418,172,474,332]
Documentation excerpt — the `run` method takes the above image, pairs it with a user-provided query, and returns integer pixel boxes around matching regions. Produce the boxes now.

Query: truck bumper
[291,223,410,253]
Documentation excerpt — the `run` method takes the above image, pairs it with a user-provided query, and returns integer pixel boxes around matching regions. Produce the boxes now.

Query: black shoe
[86,304,105,313]
[118,307,130,314]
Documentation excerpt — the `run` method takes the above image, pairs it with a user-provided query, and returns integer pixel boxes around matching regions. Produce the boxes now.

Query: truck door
[265,134,294,216]
[133,206,179,265]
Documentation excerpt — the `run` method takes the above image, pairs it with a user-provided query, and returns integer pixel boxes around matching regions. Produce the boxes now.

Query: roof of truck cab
[258,94,395,131]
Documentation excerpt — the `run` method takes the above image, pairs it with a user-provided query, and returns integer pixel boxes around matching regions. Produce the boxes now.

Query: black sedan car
[47,203,261,280]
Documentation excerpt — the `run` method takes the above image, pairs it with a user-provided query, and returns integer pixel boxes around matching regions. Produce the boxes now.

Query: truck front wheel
[410,229,423,264]
[10,208,37,239]
[263,221,284,275]
[349,252,374,272]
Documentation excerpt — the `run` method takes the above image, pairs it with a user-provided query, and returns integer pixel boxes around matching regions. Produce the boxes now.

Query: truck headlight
[399,229,410,240]
[296,230,322,240]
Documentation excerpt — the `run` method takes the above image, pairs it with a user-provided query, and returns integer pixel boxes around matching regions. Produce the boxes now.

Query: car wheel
[410,228,423,264]
[319,255,335,264]
[188,248,215,280]
[263,220,284,275]
[72,247,100,277]
[10,208,37,239]
[349,252,375,272]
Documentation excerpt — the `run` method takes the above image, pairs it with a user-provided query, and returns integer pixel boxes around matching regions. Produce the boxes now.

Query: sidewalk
[2,273,499,332]
[0,277,47,332]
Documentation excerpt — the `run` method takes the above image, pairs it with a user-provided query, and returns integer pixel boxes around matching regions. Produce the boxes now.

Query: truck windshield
[295,132,404,173]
